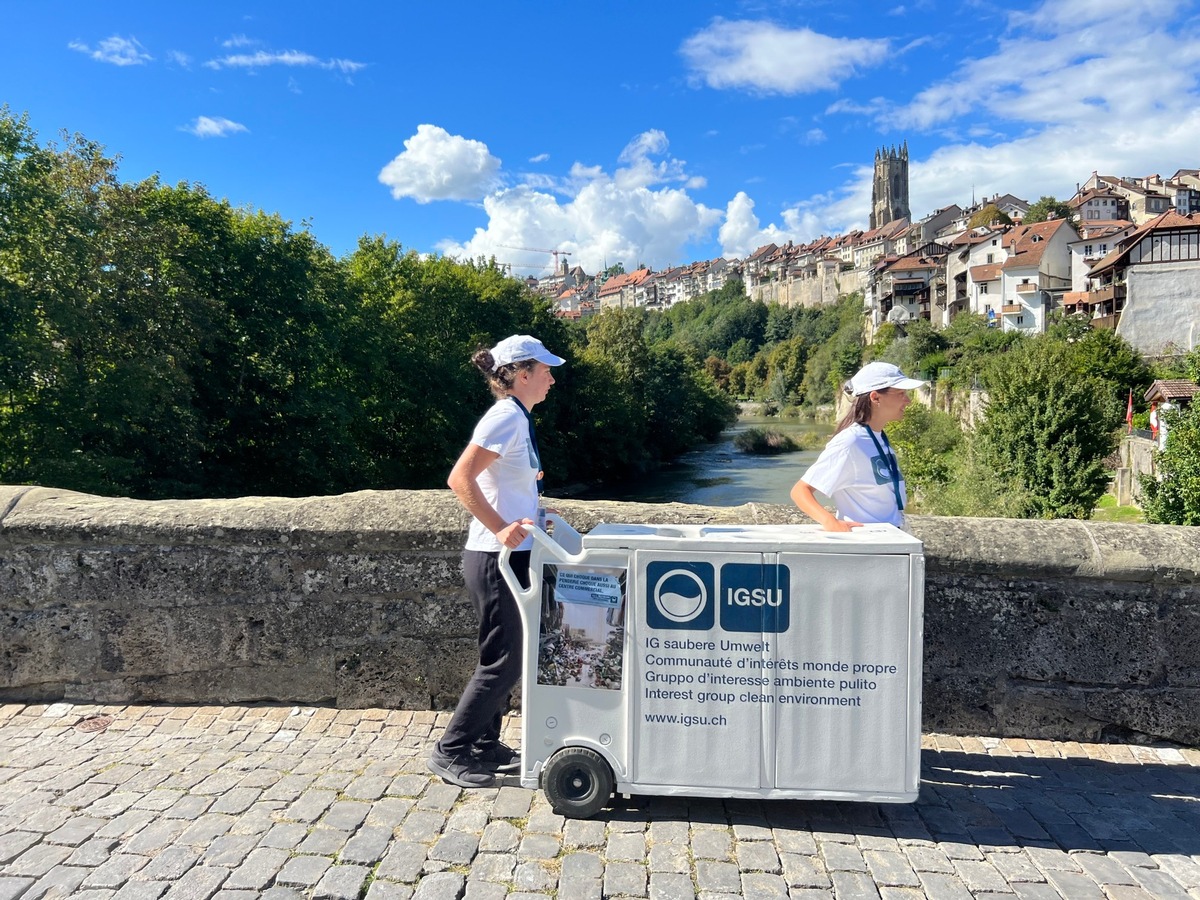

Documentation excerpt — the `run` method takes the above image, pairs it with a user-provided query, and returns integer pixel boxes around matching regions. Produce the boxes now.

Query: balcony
[1015,282,1039,294]
[1002,303,1023,314]
[1092,283,1126,305]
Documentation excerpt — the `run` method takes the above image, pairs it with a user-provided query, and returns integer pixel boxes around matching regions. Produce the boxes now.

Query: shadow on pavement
[580,746,1200,857]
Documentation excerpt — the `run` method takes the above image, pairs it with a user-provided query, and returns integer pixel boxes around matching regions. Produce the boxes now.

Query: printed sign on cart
[537,564,626,690]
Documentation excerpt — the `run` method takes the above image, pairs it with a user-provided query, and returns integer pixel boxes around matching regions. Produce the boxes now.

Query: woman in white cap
[429,334,565,788]
[790,361,926,531]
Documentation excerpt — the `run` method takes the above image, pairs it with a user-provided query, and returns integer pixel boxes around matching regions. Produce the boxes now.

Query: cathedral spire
[869,142,911,231]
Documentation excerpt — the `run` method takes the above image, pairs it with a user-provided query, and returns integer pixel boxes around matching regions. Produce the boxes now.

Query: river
[576,416,835,506]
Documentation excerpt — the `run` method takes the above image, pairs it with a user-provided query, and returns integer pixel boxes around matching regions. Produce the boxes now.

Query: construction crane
[496,244,572,273]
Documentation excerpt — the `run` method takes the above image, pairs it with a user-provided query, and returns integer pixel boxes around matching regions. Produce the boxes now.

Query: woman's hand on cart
[497,518,536,548]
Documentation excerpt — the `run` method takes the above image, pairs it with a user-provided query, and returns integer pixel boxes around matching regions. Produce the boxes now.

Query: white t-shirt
[800,424,906,527]
[465,398,541,552]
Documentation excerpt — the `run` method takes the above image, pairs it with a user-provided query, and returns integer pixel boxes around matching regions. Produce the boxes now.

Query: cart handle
[498,523,587,606]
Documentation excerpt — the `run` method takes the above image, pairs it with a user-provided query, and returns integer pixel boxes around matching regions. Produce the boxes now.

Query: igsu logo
[720,563,790,633]
[645,561,714,631]
[726,587,784,607]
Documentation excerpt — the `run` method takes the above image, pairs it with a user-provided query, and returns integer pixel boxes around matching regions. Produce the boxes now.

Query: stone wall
[2,485,1197,745]
[1117,435,1157,505]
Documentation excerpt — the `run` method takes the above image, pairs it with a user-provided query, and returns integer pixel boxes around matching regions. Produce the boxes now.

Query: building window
[1016,315,1025,325]
[980,283,988,294]
[986,253,994,263]
[1084,245,1093,256]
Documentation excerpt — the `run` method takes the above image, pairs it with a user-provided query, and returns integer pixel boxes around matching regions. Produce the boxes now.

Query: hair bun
[471,348,495,373]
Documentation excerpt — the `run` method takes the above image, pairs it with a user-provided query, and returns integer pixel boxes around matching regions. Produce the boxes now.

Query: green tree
[703,355,732,393]
[1141,404,1200,525]
[1024,196,1074,224]
[968,204,1013,228]
[727,337,754,365]
[887,402,964,498]
[765,336,809,402]
[1065,328,1153,427]
[1044,310,1094,342]
[974,340,1117,518]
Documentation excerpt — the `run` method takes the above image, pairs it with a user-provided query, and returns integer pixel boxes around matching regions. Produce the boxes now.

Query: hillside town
[533,145,1200,357]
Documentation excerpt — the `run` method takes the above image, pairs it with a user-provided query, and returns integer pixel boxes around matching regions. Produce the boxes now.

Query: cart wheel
[542,747,614,818]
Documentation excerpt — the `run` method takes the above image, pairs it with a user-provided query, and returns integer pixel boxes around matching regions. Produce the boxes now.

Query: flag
[1126,389,1134,433]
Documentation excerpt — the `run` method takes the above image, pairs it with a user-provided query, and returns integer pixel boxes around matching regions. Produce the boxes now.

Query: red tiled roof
[1145,380,1198,402]
[1077,220,1134,238]
[887,254,941,272]
[1001,219,1071,270]
[970,263,1002,282]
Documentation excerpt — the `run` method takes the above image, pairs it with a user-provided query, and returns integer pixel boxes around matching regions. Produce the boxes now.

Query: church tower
[870,142,911,230]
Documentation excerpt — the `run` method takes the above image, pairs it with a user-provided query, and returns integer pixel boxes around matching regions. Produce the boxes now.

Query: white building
[996,219,1078,334]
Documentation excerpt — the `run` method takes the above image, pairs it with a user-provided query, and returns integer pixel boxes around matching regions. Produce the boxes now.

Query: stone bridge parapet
[1,486,1197,745]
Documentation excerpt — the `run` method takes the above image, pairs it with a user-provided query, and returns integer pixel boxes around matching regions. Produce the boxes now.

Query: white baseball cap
[490,334,565,370]
[848,361,926,396]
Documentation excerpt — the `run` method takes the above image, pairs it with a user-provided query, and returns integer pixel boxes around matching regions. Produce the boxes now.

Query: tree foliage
[1141,404,1200,525]
[887,403,963,496]
[968,204,1013,228]
[1024,196,1075,224]
[0,109,732,499]
[973,340,1118,518]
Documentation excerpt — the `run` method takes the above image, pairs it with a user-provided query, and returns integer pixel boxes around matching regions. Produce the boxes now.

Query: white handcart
[500,517,924,818]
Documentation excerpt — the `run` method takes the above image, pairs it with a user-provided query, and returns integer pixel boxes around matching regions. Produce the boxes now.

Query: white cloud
[907,116,1200,217]
[681,19,890,94]
[798,0,1200,243]
[718,192,796,258]
[872,0,1199,133]
[167,50,191,68]
[435,130,721,273]
[378,125,502,203]
[204,50,365,73]
[68,36,151,66]
[529,153,550,163]
[180,116,249,139]
[718,190,853,259]
[222,34,258,49]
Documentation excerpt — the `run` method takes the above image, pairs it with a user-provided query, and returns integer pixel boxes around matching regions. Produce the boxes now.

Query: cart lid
[583,522,922,555]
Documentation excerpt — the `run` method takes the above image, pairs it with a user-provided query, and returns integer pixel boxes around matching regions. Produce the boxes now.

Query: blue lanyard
[511,397,544,495]
[865,426,904,511]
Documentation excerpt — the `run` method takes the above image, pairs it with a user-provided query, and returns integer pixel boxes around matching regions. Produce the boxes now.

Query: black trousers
[437,549,530,757]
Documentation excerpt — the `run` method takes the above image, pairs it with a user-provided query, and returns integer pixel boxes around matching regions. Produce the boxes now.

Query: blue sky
[6,0,1199,277]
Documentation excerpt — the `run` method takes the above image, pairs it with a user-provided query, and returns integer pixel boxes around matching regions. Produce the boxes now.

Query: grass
[1090,493,1146,523]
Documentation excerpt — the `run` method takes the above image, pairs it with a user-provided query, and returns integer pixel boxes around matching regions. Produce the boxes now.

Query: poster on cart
[537,564,626,691]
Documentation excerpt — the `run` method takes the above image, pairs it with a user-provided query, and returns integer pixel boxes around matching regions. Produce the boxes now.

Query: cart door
[772,551,919,794]
[630,550,770,791]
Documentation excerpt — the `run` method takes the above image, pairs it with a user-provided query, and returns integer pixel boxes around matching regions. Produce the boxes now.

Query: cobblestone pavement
[1,704,1198,900]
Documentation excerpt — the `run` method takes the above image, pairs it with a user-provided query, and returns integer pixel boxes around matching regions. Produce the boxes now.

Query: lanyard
[865,426,904,511]
[511,397,544,495]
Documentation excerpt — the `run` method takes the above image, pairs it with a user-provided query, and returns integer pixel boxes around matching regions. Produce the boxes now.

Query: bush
[734,427,802,454]
[1141,404,1200,525]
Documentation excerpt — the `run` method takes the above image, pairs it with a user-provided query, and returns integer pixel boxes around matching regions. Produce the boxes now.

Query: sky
[5,0,1199,278]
